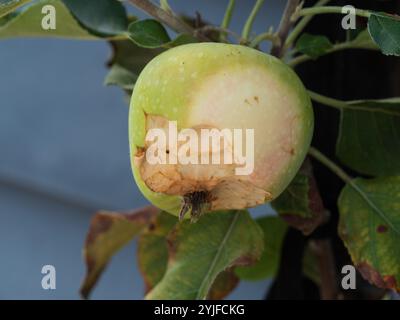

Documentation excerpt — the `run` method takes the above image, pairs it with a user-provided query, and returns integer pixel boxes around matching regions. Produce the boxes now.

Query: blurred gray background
[0,0,284,299]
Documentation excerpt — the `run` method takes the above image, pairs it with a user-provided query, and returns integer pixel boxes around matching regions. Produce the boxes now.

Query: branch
[270,0,300,57]
[127,0,210,41]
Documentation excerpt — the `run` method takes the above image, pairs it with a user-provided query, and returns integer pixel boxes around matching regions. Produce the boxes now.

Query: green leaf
[336,99,400,176]
[127,19,198,48]
[271,161,326,235]
[146,210,263,300]
[350,28,378,50]
[236,215,320,284]
[296,33,333,59]
[168,33,198,47]
[108,40,162,75]
[338,176,400,292]
[104,64,138,90]
[105,40,162,93]
[272,173,310,217]
[0,0,32,18]
[368,12,400,56]
[0,0,97,39]
[137,211,239,299]
[235,216,287,280]
[127,19,171,48]
[62,0,128,36]
[80,206,158,299]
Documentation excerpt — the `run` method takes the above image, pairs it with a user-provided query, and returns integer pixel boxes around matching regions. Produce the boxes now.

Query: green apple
[129,43,313,220]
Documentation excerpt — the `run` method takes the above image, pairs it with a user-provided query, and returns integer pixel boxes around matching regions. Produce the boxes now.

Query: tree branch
[270,0,300,57]
[127,0,210,41]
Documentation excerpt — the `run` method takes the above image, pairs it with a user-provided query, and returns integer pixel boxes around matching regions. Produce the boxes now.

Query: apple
[129,43,313,221]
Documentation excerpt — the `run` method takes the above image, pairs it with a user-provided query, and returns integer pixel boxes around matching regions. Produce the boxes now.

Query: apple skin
[129,42,313,216]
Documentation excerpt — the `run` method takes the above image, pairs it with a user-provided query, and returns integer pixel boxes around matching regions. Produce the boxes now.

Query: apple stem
[179,191,211,222]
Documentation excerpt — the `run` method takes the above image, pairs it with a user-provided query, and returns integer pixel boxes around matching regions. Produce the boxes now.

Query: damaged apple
[129,43,313,221]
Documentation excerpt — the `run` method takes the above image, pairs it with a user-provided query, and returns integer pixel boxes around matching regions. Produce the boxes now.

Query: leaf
[62,0,128,36]
[80,206,158,299]
[338,176,400,292]
[168,33,198,47]
[0,0,97,39]
[108,39,162,72]
[296,33,333,59]
[235,216,287,280]
[272,161,327,235]
[236,216,320,284]
[336,99,400,176]
[137,211,239,299]
[368,12,400,56]
[104,64,138,90]
[127,19,198,48]
[350,28,378,50]
[105,40,162,93]
[145,210,264,300]
[207,269,239,300]
[0,0,128,39]
[127,19,171,48]
[0,0,32,18]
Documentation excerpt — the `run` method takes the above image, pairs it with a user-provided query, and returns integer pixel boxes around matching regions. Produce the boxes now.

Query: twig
[241,0,266,41]
[296,6,371,19]
[288,41,376,67]
[270,0,300,57]
[249,31,277,48]
[308,147,352,184]
[308,90,400,116]
[220,0,236,42]
[127,0,210,41]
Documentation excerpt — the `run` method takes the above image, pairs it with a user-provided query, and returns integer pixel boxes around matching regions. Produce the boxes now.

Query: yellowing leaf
[339,176,400,292]
[80,206,158,299]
